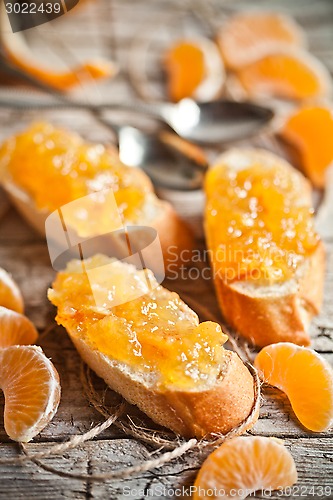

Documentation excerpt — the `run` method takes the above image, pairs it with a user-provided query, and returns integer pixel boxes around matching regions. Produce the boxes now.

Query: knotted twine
[0,302,261,482]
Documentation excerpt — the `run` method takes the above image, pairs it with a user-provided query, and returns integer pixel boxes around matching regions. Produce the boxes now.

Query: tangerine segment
[0,267,24,313]
[165,41,205,102]
[205,149,319,284]
[217,11,305,70]
[48,255,229,391]
[236,49,331,100]
[193,436,297,499]
[280,106,333,188]
[0,345,61,442]
[0,306,38,348]
[254,343,333,432]
[4,54,115,91]
[0,122,150,222]
[0,9,116,92]
[164,38,224,102]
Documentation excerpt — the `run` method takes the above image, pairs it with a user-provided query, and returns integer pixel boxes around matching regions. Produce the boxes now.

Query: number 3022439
[5,2,62,14]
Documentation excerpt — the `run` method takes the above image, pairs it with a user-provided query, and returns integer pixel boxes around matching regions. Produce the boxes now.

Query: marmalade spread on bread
[205,153,319,283]
[0,122,148,222]
[49,255,228,390]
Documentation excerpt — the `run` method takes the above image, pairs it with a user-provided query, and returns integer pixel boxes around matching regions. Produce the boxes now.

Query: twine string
[80,362,181,450]
[20,437,198,482]
[0,402,125,465]
[0,287,260,479]
[11,362,260,482]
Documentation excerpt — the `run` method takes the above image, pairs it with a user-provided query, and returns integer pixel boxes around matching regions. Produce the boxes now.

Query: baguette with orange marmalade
[0,122,193,269]
[48,255,257,439]
[205,149,325,347]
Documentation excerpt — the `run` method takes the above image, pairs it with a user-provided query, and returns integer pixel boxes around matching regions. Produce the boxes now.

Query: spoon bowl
[160,99,274,145]
[114,125,207,190]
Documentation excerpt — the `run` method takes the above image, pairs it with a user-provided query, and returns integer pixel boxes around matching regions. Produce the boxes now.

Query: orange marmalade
[205,150,319,284]
[48,255,228,390]
[0,122,149,222]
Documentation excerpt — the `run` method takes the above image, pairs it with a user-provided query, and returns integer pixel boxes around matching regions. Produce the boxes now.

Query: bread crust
[71,335,257,439]
[213,241,325,347]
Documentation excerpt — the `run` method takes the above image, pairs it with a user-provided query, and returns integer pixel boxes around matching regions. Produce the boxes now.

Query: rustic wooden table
[0,0,333,498]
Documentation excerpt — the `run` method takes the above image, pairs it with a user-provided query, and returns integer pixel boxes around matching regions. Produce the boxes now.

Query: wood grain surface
[0,0,333,498]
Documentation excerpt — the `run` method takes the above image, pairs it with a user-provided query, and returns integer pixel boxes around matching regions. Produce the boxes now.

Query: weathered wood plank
[0,442,88,499]
[88,437,333,499]
[1,0,333,497]
[1,209,333,444]
[2,437,331,500]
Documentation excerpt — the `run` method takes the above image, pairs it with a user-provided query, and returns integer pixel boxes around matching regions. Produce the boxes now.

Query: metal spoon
[0,89,274,146]
[105,98,274,146]
[0,92,271,189]
[97,119,207,190]
[0,57,272,188]
[93,99,273,188]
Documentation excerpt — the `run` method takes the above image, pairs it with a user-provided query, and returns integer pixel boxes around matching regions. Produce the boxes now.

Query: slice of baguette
[0,122,194,271]
[48,255,257,439]
[205,149,325,347]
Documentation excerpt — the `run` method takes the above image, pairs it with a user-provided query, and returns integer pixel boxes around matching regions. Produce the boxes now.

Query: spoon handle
[0,92,170,119]
[101,100,171,122]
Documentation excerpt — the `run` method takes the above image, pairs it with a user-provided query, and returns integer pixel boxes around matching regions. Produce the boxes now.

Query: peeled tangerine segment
[6,55,115,91]
[193,436,297,500]
[0,306,38,348]
[236,49,332,100]
[0,345,61,442]
[164,38,224,102]
[281,105,333,188]
[217,11,305,69]
[0,267,24,313]
[0,4,116,91]
[255,343,333,432]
